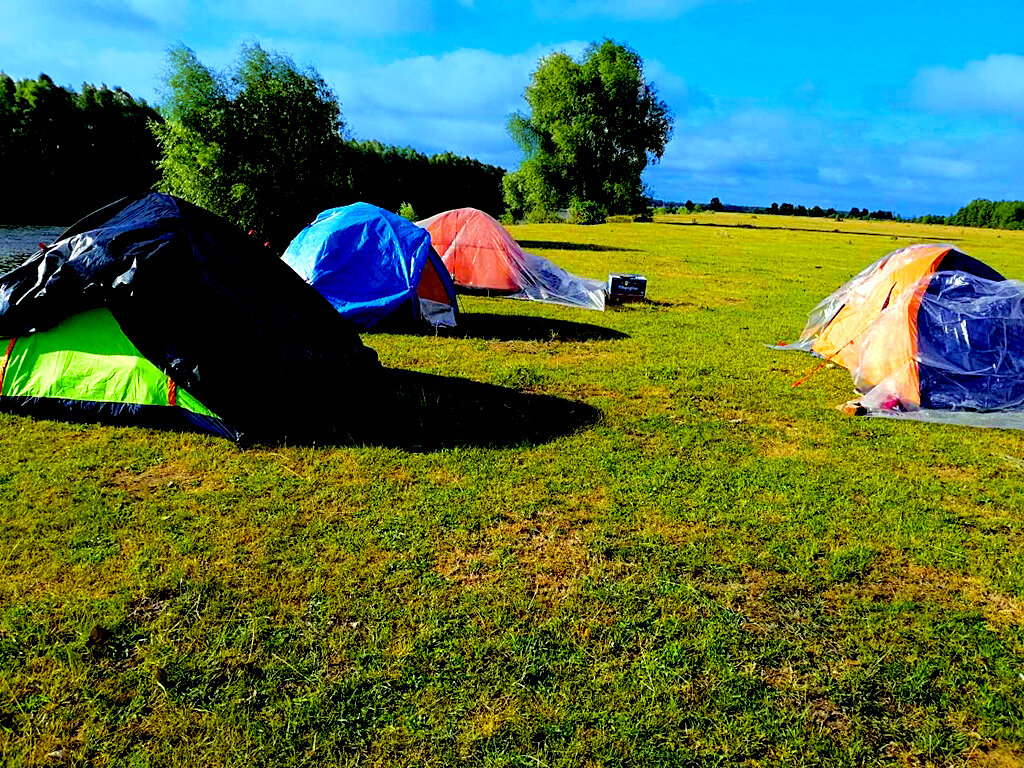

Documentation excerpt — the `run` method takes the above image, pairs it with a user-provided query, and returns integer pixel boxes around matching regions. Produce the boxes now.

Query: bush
[605,215,634,224]
[498,212,517,226]
[633,210,653,223]
[398,201,417,221]
[525,208,565,224]
[569,199,606,225]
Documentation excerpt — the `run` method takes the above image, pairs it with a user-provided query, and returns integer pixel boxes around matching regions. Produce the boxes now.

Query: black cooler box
[607,273,647,303]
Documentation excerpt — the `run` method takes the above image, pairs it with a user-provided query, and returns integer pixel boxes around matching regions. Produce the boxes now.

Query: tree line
[0,53,505,244]
[939,199,1024,230]
[654,199,897,220]
[0,73,162,223]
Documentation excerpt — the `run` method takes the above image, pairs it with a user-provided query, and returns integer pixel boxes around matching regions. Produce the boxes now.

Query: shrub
[525,208,564,224]
[498,212,517,226]
[398,201,417,221]
[569,199,606,225]
[605,215,634,224]
[633,210,653,223]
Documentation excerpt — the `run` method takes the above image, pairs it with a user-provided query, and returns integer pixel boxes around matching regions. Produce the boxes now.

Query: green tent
[1,307,232,438]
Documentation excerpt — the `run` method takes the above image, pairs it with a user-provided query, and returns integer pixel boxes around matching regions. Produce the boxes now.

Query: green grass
[2,213,1023,766]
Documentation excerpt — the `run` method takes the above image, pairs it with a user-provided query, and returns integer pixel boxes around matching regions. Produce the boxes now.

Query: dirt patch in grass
[112,460,228,495]
[827,563,1024,628]
[969,742,1024,767]
[436,499,600,603]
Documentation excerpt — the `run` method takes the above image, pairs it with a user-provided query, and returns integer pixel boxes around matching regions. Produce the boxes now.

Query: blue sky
[2,0,1022,216]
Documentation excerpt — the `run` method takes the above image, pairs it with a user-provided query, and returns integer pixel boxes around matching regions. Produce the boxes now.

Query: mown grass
[1,213,1023,766]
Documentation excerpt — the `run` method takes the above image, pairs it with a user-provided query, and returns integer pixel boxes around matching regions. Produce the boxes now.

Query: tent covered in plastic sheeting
[850,271,1024,428]
[776,243,1024,428]
[780,243,1003,367]
[417,207,606,311]
[283,202,458,330]
[0,193,379,442]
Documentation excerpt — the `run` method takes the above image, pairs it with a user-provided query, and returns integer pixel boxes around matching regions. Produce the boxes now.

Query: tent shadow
[299,368,601,451]
[442,312,629,342]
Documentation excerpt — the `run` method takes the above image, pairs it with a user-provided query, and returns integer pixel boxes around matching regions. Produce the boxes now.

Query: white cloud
[899,155,975,180]
[327,42,587,121]
[915,54,1024,115]
[818,167,850,186]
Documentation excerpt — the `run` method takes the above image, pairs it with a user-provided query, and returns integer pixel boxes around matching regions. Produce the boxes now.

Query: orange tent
[418,207,522,292]
[417,208,606,311]
[794,243,1002,372]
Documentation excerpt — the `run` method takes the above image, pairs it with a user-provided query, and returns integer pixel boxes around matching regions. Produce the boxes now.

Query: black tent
[0,193,380,442]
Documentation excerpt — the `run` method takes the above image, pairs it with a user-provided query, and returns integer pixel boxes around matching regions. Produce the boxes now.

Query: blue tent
[283,203,459,330]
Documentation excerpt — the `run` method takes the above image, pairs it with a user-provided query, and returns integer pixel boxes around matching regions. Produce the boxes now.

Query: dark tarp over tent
[0,193,380,442]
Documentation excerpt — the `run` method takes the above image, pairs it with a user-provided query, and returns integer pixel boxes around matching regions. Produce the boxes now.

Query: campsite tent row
[281,203,605,331]
[0,195,606,441]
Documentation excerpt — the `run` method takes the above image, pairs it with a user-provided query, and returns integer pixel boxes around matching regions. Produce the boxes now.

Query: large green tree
[504,40,672,219]
[153,44,347,248]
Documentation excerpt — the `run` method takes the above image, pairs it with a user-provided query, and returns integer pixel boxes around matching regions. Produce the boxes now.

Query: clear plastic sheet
[773,251,891,352]
[417,208,606,312]
[515,252,606,311]
[855,272,1024,428]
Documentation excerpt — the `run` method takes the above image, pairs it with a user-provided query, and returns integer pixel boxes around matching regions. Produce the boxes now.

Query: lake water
[0,225,67,273]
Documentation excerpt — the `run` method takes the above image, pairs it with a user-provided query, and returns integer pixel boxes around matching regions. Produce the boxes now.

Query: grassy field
[1,213,1023,766]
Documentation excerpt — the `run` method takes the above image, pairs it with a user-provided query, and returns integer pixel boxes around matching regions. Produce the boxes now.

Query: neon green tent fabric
[1,307,226,436]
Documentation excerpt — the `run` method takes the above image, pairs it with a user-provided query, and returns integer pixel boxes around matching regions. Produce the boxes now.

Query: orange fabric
[419,208,523,291]
[812,244,951,369]
[168,377,177,407]
[416,258,452,305]
[853,284,924,407]
[0,338,17,395]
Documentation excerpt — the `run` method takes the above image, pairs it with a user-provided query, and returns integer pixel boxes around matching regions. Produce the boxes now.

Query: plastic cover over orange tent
[775,243,1024,428]
[417,208,606,311]
[785,244,1002,368]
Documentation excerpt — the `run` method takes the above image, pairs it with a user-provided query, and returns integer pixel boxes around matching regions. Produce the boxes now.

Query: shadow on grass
[452,312,628,342]
[664,221,962,241]
[1,369,601,452]
[517,240,638,252]
[367,312,628,342]
[309,368,601,451]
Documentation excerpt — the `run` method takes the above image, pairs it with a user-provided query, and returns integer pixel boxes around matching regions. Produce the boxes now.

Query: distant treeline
[654,198,898,220]
[0,73,161,223]
[0,72,505,228]
[344,141,505,221]
[920,199,1024,230]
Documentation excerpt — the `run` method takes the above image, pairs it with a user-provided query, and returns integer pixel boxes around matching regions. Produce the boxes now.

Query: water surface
[0,225,66,273]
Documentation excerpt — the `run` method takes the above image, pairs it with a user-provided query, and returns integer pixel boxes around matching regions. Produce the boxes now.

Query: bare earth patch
[112,460,228,495]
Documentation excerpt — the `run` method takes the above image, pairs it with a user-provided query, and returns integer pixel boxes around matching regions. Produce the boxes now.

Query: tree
[153,44,348,249]
[0,72,159,222]
[708,197,724,212]
[504,39,672,219]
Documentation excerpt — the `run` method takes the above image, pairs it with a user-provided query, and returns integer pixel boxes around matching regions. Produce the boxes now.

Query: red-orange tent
[417,208,605,311]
